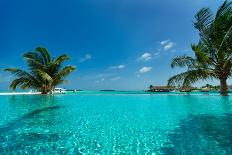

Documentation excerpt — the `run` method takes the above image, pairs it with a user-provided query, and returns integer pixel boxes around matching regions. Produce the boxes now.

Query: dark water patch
[160,114,232,155]
[0,105,67,154]
[0,105,66,132]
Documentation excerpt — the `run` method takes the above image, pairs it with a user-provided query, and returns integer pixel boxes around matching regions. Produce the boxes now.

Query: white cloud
[80,54,92,62]
[96,78,105,83]
[160,40,170,45]
[164,42,174,50]
[111,76,121,81]
[110,64,125,69]
[139,52,152,61]
[160,40,175,50]
[118,65,125,69]
[139,66,152,74]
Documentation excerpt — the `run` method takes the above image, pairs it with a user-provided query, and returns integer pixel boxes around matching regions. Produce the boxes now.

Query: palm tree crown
[168,0,232,96]
[5,47,76,94]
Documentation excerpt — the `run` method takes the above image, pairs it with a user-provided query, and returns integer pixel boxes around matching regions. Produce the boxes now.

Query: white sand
[0,92,41,96]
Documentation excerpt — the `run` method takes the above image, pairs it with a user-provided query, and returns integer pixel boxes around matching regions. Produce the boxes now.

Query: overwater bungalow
[148,86,175,92]
[180,87,194,92]
[200,87,210,92]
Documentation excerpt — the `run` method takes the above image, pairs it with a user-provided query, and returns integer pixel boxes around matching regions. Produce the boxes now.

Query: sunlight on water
[0,93,232,154]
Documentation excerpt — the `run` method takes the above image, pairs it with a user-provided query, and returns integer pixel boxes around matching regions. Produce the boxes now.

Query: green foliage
[5,47,76,94]
[168,0,232,95]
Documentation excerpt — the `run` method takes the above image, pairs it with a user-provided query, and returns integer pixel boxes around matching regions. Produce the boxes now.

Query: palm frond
[211,1,232,51]
[54,54,69,65]
[215,0,232,18]
[5,47,76,93]
[52,66,75,85]
[182,70,213,86]
[191,44,211,66]
[169,1,232,95]
[54,66,76,80]
[171,55,195,68]
[23,52,45,69]
[167,69,213,87]
[36,69,53,83]
[5,69,40,90]
[5,68,35,79]
[9,78,27,90]
[23,52,43,64]
[35,47,51,65]
[194,8,213,31]
[218,23,232,54]
[168,72,189,87]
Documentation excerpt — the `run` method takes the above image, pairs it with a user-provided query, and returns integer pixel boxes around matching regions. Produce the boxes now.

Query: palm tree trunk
[41,91,48,94]
[41,89,48,94]
[220,78,228,96]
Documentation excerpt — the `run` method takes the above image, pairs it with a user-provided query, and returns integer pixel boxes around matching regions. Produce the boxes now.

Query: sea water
[0,92,232,154]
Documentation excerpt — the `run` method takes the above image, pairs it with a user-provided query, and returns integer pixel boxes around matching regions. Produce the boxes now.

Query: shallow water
[0,92,232,154]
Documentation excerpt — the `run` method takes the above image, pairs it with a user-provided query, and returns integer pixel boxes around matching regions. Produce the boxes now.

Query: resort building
[148,86,175,92]
[180,87,194,92]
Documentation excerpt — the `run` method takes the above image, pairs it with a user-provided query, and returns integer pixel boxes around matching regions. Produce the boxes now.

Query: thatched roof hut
[148,86,174,92]
[180,86,194,92]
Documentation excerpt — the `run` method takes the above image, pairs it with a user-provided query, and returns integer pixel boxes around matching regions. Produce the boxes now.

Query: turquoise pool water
[0,92,232,154]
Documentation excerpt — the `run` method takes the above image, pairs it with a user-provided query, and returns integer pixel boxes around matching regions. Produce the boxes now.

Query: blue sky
[0,0,225,90]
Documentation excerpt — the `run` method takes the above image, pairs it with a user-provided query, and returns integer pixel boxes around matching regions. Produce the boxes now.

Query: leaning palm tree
[168,0,232,96]
[5,47,76,94]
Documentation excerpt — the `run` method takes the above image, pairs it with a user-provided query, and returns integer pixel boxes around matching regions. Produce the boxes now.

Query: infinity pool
[0,92,232,154]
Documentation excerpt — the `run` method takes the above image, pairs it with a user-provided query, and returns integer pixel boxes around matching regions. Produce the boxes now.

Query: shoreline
[0,92,41,96]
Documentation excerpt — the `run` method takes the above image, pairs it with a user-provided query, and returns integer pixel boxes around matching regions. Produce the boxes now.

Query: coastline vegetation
[148,84,223,93]
[4,47,76,94]
[167,0,232,96]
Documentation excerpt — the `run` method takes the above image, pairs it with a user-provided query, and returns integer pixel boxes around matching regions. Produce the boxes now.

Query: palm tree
[168,0,232,96]
[5,47,76,94]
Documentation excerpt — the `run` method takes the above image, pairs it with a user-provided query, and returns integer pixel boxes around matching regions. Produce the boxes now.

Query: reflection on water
[0,94,232,154]
[161,114,232,154]
[0,105,66,132]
